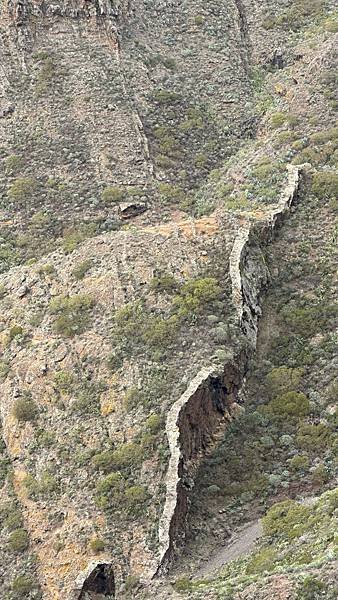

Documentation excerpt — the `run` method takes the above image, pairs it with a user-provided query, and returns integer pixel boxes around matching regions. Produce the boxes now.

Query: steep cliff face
[0,1,337,599]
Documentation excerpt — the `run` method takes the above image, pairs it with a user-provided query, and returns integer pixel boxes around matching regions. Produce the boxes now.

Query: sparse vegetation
[8,528,29,553]
[49,294,95,336]
[72,259,93,280]
[13,398,38,423]
[312,171,338,199]
[11,575,35,596]
[89,537,105,553]
[101,186,125,204]
[8,177,38,203]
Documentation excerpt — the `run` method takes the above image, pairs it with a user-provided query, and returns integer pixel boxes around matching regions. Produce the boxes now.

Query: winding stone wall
[157,165,302,573]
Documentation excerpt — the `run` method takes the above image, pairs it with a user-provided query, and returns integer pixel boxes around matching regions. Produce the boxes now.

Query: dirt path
[193,520,263,579]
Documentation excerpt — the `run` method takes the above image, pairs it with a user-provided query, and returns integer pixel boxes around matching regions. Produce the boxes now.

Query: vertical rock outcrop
[157,166,302,573]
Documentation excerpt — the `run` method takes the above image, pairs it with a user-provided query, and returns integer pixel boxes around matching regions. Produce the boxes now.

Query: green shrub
[113,301,145,340]
[280,301,337,337]
[266,366,303,397]
[224,194,251,210]
[11,575,35,596]
[101,186,125,204]
[22,474,40,498]
[124,485,148,512]
[296,576,333,600]
[9,325,23,341]
[49,294,95,337]
[89,537,105,553]
[142,315,178,347]
[269,112,298,130]
[107,351,124,372]
[245,547,277,575]
[96,472,125,496]
[312,464,329,486]
[173,577,192,592]
[310,126,338,145]
[262,499,311,540]
[157,183,185,204]
[312,171,338,199]
[13,398,38,422]
[23,471,57,498]
[296,423,333,451]
[4,510,23,531]
[289,454,310,473]
[194,15,204,25]
[72,259,93,280]
[123,387,142,411]
[61,229,86,254]
[252,160,282,180]
[125,575,140,591]
[53,370,74,392]
[8,528,29,552]
[173,277,221,319]
[8,177,38,202]
[265,391,310,418]
[4,154,23,174]
[0,360,10,381]
[93,442,141,472]
[36,54,57,94]
[153,90,182,104]
[38,471,58,495]
[144,414,162,433]
[38,263,56,276]
[263,0,326,31]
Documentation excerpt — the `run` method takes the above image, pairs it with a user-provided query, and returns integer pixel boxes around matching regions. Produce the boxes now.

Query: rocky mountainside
[0,1,337,599]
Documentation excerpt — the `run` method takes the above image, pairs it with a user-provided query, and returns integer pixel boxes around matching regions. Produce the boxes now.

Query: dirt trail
[193,520,263,579]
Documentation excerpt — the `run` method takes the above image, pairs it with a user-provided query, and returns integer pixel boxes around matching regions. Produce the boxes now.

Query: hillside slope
[0,1,337,599]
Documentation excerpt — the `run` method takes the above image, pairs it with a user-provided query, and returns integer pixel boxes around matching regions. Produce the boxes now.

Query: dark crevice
[78,564,115,600]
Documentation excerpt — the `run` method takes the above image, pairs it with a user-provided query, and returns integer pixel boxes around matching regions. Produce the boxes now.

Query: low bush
[144,414,162,433]
[9,325,23,341]
[266,366,303,397]
[173,277,221,319]
[265,391,310,418]
[262,499,311,540]
[3,510,23,531]
[89,537,105,553]
[152,89,182,104]
[269,112,298,130]
[312,171,338,199]
[289,454,309,473]
[49,294,95,337]
[124,485,148,512]
[8,177,38,203]
[93,442,142,473]
[245,547,277,575]
[53,370,74,392]
[296,423,333,451]
[11,575,35,596]
[13,398,38,422]
[72,259,93,280]
[157,183,185,204]
[125,575,140,591]
[101,186,125,204]
[296,576,334,600]
[8,528,29,552]
[142,315,178,347]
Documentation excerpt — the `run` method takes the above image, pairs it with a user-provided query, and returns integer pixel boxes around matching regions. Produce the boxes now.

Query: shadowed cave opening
[78,564,115,599]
